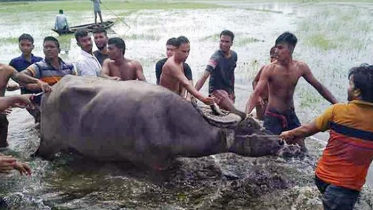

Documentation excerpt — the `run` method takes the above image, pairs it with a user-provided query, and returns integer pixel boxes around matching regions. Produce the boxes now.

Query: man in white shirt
[54,10,69,31]
[74,29,101,76]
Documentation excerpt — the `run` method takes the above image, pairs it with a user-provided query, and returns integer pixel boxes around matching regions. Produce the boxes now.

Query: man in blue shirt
[9,34,43,94]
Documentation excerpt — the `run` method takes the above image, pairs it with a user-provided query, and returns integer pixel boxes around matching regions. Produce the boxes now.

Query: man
[22,36,76,122]
[245,32,338,151]
[0,63,51,147]
[160,36,214,105]
[280,64,373,210]
[75,29,101,76]
[54,9,69,31]
[252,46,276,120]
[101,37,146,81]
[93,27,109,66]
[91,0,103,24]
[156,37,193,100]
[195,30,243,115]
[9,34,43,93]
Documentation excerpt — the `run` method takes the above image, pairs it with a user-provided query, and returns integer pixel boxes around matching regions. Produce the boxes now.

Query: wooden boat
[51,20,115,35]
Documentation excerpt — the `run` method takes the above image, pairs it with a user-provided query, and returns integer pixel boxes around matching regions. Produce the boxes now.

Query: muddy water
[1,1,373,209]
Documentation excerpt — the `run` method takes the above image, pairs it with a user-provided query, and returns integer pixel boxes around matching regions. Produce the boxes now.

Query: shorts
[315,175,360,210]
[210,90,235,107]
[263,107,301,135]
[0,114,9,147]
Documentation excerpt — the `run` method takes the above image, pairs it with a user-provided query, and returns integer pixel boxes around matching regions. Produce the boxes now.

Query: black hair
[108,37,125,55]
[275,32,298,53]
[220,30,234,41]
[74,29,89,42]
[175,36,189,48]
[93,27,107,36]
[43,36,60,49]
[166,37,177,46]
[18,33,34,44]
[270,46,276,57]
[59,9,63,14]
[348,63,373,103]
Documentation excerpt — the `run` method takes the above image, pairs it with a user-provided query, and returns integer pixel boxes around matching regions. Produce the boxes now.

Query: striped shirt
[315,100,373,191]
[26,58,77,85]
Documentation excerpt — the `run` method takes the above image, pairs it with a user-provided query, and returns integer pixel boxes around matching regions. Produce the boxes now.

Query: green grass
[0,1,222,13]
[123,34,161,41]
[236,37,263,46]
[0,37,19,44]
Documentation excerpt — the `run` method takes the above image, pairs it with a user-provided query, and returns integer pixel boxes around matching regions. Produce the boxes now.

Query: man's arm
[135,61,146,82]
[280,122,320,144]
[169,65,213,105]
[245,65,271,114]
[302,63,338,104]
[10,66,51,92]
[0,95,33,112]
[252,66,264,89]
[195,70,210,91]
[100,59,121,80]
[155,60,163,85]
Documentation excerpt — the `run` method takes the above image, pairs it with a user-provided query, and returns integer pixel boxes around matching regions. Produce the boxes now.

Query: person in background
[91,0,103,24]
[54,9,69,31]
[93,27,109,66]
[74,29,101,76]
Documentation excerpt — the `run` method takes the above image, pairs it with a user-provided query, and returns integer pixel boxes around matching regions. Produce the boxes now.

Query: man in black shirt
[93,27,109,66]
[155,38,193,99]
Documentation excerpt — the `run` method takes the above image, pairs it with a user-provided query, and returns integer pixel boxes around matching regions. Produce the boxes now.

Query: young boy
[280,64,373,210]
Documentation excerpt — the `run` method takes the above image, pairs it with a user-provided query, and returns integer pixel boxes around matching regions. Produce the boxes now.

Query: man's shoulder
[156,58,167,65]
[183,62,191,69]
[9,56,22,63]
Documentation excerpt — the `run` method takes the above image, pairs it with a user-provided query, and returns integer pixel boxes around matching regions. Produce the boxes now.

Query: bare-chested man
[101,37,146,81]
[0,63,51,147]
[245,32,338,151]
[160,36,214,105]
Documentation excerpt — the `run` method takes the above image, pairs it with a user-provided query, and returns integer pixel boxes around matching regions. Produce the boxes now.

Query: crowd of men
[0,29,372,210]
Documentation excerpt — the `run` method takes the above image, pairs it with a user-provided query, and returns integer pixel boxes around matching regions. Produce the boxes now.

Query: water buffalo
[37,75,297,168]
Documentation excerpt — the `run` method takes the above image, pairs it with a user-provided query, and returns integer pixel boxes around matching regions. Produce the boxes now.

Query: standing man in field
[280,64,373,210]
[195,30,244,116]
[245,32,338,151]
[0,63,51,147]
[252,46,276,120]
[93,27,109,66]
[160,36,214,105]
[91,0,103,24]
[156,37,193,100]
[75,29,102,76]
[101,37,146,81]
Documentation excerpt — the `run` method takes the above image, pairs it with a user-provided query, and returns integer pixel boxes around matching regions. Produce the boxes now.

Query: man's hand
[0,156,16,173]
[14,94,34,109]
[6,83,20,91]
[201,96,215,105]
[37,81,52,93]
[13,162,31,176]
[280,131,297,144]
[1,108,12,115]
[108,76,122,81]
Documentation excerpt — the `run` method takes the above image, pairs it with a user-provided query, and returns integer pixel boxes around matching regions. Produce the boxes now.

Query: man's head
[274,32,297,61]
[269,46,276,63]
[165,37,177,58]
[219,30,234,53]
[107,37,125,60]
[18,34,35,56]
[75,29,93,53]
[93,27,108,51]
[59,9,63,14]
[347,64,373,102]
[43,36,60,60]
[174,36,190,62]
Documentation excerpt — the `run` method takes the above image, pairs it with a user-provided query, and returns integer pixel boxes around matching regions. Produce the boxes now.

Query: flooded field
[0,0,373,209]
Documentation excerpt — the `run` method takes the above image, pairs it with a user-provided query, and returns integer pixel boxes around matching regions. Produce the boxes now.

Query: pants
[315,175,360,210]
[0,114,9,147]
[263,108,301,135]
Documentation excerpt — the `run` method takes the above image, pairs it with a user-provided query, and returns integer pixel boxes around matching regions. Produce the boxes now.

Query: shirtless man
[160,36,214,105]
[245,32,338,150]
[0,63,51,147]
[101,37,146,81]
[252,46,276,120]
